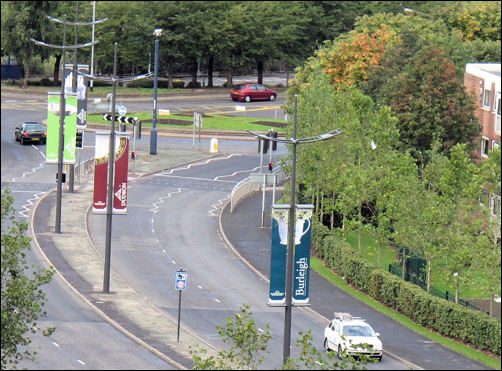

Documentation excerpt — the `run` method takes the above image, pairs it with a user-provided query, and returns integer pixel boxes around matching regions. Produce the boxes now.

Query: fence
[388,263,487,314]
[230,176,261,212]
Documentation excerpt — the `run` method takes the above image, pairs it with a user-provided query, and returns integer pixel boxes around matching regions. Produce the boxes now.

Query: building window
[481,137,489,157]
[493,141,499,150]
[489,193,501,217]
[483,90,491,108]
[496,96,501,115]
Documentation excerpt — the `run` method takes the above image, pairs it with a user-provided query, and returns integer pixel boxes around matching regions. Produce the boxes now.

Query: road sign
[118,104,127,116]
[103,114,138,124]
[175,271,187,291]
[249,172,277,186]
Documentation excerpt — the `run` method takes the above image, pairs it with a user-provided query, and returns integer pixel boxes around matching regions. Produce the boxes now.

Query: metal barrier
[230,176,261,213]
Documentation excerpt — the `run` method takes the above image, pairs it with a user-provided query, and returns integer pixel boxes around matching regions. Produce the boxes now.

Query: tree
[1,188,54,369]
[1,1,55,88]
[190,304,373,370]
[189,304,271,370]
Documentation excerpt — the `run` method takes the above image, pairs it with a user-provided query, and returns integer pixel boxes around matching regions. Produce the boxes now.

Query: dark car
[230,83,277,102]
[15,122,47,144]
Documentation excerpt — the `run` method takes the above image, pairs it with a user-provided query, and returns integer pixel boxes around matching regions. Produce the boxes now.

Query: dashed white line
[77,359,85,365]
[52,342,60,347]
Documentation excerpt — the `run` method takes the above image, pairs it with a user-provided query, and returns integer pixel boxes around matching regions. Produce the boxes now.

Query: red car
[231,83,277,102]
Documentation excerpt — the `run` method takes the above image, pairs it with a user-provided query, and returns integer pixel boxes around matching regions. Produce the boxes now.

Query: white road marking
[52,342,60,347]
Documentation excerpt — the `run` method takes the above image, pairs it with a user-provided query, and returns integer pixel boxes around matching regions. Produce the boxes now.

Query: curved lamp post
[150,28,163,155]
[248,94,343,364]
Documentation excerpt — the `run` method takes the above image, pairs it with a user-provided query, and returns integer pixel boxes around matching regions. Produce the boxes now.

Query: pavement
[27,125,497,369]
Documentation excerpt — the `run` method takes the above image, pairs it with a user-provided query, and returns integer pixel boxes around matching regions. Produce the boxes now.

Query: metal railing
[388,263,487,314]
[230,176,261,212]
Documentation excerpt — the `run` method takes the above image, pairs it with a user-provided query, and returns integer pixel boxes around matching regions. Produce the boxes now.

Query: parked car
[230,83,277,102]
[15,122,47,145]
[324,312,383,361]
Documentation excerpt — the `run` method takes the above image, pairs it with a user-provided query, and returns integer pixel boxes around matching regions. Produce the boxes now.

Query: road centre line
[156,174,238,183]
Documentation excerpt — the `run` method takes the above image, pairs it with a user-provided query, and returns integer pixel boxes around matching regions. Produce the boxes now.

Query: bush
[91,79,112,87]
[127,79,153,88]
[312,228,501,355]
[185,81,201,89]
[172,80,185,89]
[39,77,55,86]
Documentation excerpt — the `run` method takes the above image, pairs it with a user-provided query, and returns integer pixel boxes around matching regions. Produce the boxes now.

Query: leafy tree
[189,304,271,370]
[1,188,54,369]
[382,45,480,162]
[1,1,55,88]
[190,304,372,370]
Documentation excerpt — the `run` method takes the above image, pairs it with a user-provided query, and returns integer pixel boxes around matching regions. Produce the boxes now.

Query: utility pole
[31,16,98,233]
[75,52,152,293]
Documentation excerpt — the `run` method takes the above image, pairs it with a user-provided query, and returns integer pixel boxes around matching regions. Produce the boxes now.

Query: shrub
[185,81,201,89]
[311,228,501,355]
[172,80,185,89]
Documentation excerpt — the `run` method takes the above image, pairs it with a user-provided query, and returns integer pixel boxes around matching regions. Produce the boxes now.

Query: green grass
[310,257,501,369]
[88,112,288,132]
[341,230,493,299]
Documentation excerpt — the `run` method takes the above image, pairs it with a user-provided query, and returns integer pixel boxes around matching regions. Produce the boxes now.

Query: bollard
[210,138,218,153]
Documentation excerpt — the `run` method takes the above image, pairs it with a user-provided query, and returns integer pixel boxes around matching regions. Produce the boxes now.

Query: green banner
[46,92,77,164]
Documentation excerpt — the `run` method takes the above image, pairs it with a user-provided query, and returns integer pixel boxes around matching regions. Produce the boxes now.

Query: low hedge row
[312,222,501,355]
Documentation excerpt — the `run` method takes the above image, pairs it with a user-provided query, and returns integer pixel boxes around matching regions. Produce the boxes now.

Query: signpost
[175,269,187,343]
[193,112,202,151]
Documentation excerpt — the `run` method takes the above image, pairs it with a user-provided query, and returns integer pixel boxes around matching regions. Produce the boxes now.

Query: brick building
[464,63,501,160]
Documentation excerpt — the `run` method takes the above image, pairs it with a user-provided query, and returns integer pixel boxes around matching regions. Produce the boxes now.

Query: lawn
[88,112,288,132]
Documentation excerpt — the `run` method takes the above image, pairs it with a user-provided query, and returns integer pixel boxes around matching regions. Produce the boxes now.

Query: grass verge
[310,257,501,369]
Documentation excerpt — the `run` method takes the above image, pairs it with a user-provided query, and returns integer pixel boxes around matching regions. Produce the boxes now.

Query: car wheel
[337,345,343,360]
[245,95,251,103]
[269,94,276,101]
[324,338,330,352]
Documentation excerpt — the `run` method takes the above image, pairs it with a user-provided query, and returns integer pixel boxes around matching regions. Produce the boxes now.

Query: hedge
[312,227,501,355]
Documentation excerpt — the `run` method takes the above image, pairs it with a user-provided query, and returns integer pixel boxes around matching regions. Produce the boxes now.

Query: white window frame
[483,89,491,109]
[493,141,500,150]
[489,193,501,217]
[481,136,490,157]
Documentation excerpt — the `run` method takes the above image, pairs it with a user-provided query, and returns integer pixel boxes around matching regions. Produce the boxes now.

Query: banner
[92,131,129,214]
[268,204,314,306]
[269,205,289,306]
[113,134,129,214]
[292,205,314,306]
[46,92,78,164]
[64,63,89,128]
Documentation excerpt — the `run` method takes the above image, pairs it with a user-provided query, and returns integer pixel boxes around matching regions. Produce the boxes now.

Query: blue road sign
[175,271,187,291]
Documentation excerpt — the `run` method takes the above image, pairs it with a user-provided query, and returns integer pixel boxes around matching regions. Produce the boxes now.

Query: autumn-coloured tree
[382,46,480,162]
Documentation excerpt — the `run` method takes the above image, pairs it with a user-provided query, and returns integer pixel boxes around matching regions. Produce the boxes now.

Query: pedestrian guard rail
[230,166,287,213]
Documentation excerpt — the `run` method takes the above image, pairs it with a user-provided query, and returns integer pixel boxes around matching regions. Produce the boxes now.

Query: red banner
[92,132,129,214]
[113,136,129,214]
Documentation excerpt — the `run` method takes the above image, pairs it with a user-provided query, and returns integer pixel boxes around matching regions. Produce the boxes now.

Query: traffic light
[270,129,278,151]
[268,162,274,172]
[76,130,83,148]
[258,138,269,154]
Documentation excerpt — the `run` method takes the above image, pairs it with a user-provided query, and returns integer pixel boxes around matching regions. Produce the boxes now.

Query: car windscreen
[343,325,375,337]
[25,124,45,132]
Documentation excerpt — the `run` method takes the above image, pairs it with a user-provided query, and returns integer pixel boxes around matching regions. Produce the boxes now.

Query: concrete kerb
[29,154,230,370]
[216,198,423,370]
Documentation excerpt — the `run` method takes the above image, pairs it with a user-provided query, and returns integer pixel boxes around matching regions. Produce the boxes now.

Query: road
[1,87,494,370]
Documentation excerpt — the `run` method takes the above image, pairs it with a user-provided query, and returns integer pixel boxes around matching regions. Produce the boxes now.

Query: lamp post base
[150,127,157,155]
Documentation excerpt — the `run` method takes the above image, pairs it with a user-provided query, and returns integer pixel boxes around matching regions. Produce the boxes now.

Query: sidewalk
[31,145,221,370]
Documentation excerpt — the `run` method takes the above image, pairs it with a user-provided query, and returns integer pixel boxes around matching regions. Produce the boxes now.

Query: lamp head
[153,28,163,37]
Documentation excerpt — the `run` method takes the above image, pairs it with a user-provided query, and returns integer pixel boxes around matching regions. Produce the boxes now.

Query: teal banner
[292,205,314,306]
[268,205,290,306]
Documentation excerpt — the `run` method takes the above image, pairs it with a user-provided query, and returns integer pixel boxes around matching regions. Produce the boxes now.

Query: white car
[324,313,383,361]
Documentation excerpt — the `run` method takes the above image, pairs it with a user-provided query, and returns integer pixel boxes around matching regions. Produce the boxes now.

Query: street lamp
[248,94,343,364]
[150,28,163,155]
